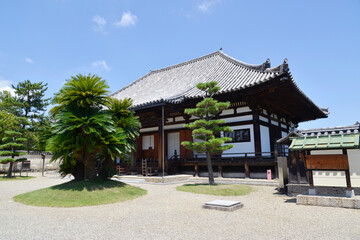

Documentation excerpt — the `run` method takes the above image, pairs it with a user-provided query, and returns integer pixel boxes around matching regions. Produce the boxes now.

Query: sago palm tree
[47,74,124,180]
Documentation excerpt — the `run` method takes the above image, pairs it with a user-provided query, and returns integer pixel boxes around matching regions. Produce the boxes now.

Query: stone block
[341,198,355,208]
[354,199,360,209]
[307,196,318,206]
[296,195,307,205]
[317,197,330,207]
[328,197,339,207]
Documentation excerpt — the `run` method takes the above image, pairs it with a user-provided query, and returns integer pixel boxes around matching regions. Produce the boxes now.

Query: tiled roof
[112,50,287,108]
[300,122,360,136]
[289,134,360,150]
[277,122,360,144]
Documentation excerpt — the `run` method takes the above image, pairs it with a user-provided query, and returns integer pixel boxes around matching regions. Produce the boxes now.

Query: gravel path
[1,173,360,240]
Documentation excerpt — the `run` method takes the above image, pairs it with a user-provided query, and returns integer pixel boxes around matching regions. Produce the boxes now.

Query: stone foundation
[297,194,360,209]
[287,183,360,197]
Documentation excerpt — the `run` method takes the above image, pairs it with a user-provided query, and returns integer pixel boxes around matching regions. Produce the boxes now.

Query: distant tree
[12,80,50,126]
[11,80,50,151]
[181,81,233,185]
[35,116,52,152]
[0,118,28,177]
[0,110,18,143]
[0,90,21,116]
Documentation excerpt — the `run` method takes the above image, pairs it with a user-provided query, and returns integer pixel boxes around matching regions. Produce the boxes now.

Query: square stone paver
[203,200,244,211]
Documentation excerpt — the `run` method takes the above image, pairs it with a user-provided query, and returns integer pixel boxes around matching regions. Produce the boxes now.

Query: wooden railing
[171,152,275,162]
[165,151,275,173]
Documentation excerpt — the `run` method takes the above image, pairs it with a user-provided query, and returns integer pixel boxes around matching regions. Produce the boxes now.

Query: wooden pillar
[345,170,352,190]
[308,170,314,188]
[343,149,352,190]
[253,109,261,157]
[194,163,199,177]
[158,119,163,170]
[131,150,137,174]
[218,164,223,178]
[244,162,250,179]
[306,151,315,189]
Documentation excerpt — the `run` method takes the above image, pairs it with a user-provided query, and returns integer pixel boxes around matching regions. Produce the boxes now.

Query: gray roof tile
[112,51,283,108]
[112,50,326,120]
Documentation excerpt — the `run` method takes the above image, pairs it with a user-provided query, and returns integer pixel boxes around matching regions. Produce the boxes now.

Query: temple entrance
[167,132,180,159]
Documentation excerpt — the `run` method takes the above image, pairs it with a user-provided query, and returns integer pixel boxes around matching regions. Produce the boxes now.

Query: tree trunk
[99,155,113,180]
[84,157,96,181]
[206,151,215,185]
[7,162,14,178]
[72,161,84,181]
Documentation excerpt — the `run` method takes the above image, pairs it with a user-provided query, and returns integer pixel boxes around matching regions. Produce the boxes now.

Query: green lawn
[14,179,147,207]
[0,176,35,181]
[176,183,252,196]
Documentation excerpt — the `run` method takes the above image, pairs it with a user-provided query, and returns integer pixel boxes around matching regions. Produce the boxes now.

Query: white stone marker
[203,200,244,211]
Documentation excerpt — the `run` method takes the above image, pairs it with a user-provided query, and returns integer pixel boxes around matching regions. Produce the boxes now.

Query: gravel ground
[1,172,360,240]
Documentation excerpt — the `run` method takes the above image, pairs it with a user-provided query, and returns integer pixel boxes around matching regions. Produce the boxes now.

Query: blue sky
[0,0,359,129]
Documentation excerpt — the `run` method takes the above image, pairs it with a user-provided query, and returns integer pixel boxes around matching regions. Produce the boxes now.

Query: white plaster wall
[259,116,268,122]
[260,125,271,156]
[271,120,278,126]
[142,135,154,150]
[175,116,185,122]
[311,149,360,187]
[222,124,255,157]
[164,123,185,130]
[220,109,234,116]
[223,115,252,123]
[236,106,251,113]
[140,127,158,133]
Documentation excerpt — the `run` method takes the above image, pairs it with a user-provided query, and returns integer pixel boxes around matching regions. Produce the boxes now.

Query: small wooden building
[282,122,360,194]
[289,133,359,197]
[112,50,327,178]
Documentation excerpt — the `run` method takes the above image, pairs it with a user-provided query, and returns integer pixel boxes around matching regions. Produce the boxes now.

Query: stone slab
[205,200,241,207]
[296,194,360,209]
[203,200,244,211]
[113,174,191,183]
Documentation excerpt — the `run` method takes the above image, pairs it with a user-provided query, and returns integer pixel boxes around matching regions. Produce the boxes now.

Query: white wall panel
[260,126,271,156]
[220,109,234,116]
[311,149,360,187]
[236,106,251,113]
[140,127,158,133]
[222,124,255,157]
[224,115,252,123]
[259,116,268,122]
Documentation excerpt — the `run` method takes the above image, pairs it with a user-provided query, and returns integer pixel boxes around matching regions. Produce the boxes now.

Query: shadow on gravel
[273,187,287,195]
[284,198,296,203]
[49,179,126,192]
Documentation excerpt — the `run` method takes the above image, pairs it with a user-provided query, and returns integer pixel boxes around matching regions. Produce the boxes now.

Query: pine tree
[12,80,50,123]
[181,81,234,185]
[0,125,27,177]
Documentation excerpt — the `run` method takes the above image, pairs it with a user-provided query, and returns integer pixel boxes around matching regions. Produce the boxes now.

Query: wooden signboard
[305,154,349,171]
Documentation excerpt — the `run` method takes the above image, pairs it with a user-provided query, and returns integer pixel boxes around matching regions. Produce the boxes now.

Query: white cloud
[92,61,110,71]
[114,11,138,27]
[198,0,221,13]
[25,57,34,64]
[0,76,15,95]
[93,15,107,33]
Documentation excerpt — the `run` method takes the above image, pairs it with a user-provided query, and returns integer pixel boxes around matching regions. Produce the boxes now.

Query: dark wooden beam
[252,109,262,157]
